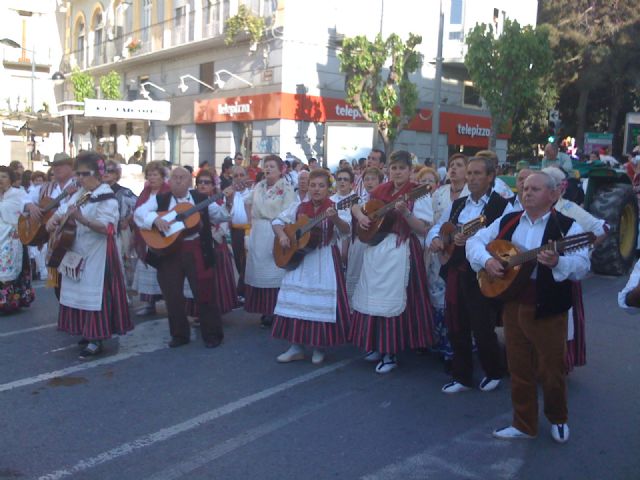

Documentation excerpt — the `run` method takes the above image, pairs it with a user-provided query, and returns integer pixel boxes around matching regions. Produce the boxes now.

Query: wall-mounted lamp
[178,74,216,93]
[214,69,253,89]
[140,81,167,100]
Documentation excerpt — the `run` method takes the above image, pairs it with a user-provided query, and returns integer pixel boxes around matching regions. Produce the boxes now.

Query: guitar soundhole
[295,229,301,241]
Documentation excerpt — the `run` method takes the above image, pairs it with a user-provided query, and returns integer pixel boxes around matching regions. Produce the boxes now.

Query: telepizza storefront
[194,92,506,165]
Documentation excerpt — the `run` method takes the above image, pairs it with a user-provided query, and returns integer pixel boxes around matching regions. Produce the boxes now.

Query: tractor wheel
[590,183,638,275]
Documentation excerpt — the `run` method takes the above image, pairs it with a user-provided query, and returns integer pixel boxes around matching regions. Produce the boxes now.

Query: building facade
[58,0,538,167]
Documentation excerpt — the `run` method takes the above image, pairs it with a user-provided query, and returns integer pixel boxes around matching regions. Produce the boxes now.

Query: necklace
[451,185,464,194]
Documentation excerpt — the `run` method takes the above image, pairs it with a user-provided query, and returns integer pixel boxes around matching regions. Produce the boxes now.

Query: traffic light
[548,110,561,143]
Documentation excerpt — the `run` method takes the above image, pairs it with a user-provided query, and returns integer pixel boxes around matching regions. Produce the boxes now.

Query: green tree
[338,33,423,154]
[465,19,554,152]
[539,0,640,151]
[70,68,96,102]
[99,71,122,100]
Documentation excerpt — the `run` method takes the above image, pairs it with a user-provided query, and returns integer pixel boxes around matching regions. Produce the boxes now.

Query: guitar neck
[299,194,358,235]
[505,233,594,268]
[42,190,70,214]
[460,217,485,236]
[176,193,225,220]
[372,186,430,219]
[507,242,555,267]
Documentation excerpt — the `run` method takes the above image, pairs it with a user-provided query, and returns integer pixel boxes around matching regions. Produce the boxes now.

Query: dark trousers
[156,249,223,344]
[450,269,504,386]
[230,227,246,296]
[503,301,568,436]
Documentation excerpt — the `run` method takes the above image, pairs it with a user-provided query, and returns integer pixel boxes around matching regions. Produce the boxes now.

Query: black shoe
[260,315,273,328]
[79,342,103,360]
[168,337,190,348]
[204,338,223,348]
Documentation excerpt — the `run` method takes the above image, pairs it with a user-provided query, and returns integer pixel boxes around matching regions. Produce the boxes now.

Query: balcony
[63,0,272,72]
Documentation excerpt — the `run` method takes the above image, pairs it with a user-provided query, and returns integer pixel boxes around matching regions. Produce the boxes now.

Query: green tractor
[499,163,638,276]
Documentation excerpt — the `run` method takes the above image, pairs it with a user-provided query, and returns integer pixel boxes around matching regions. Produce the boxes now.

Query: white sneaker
[441,381,471,394]
[375,354,397,374]
[479,377,501,392]
[551,424,570,444]
[364,350,382,362]
[311,349,325,365]
[493,426,535,440]
[276,345,305,363]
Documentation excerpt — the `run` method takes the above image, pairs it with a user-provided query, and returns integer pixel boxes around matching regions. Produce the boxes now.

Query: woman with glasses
[0,166,35,313]
[47,152,133,359]
[132,161,170,316]
[244,155,296,327]
[331,167,355,265]
[184,170,239,318]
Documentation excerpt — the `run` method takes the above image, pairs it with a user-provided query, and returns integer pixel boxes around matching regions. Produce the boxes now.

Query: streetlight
[178,74,216,93]
[1,37,36,113]
[214,69,254,89]
[140,81,166,100]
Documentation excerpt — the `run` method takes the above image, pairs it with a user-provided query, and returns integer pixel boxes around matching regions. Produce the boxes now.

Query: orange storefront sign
[194,94,506,147]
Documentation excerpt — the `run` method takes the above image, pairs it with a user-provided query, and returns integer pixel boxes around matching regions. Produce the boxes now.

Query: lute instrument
[273,194,360,270]
[140,188,235,255]
[438,214,487,265]
[46,191,92,268]
[477,232,595,300]
[18,187,75,246]
[357,183,432,246]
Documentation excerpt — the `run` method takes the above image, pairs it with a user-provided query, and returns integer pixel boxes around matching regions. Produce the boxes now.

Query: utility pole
[430,0,444,164]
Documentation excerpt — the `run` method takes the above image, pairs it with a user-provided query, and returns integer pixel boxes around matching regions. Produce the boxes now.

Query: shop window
[169,126,182,165]
[463,82,482,108]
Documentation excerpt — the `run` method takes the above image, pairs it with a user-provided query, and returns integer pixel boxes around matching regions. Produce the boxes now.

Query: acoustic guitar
[18,189,73,246]
[273,194,359,270]
[140,189,234,255]
[438,215,487,265]
[46,192,92,268]
[477,232,595,301]
[357,183,432,246]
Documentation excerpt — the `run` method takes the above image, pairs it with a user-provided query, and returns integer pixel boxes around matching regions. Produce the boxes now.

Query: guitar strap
[497,211,523,240]
[88,193,116,203]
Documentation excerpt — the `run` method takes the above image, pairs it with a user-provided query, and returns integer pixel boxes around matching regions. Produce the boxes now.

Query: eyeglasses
[197,180,212,185]
[105,168,118,173]
[75,171,94,177]
[336,177,351,182]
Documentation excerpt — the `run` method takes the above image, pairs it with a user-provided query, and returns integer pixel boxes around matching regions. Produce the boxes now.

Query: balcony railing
[63,0,272,71]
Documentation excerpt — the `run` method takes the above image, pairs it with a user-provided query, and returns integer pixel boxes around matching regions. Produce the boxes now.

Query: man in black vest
[428,156,509,394]
[467,172,590,443]
[135,167,233,348]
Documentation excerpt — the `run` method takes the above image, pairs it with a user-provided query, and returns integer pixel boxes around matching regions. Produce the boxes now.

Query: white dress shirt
[618,259,640,312]
[466,210,590,282]
[231,189,251,225]
[134,192,231,240]
[426,193,490,246]
[23,178,75,209]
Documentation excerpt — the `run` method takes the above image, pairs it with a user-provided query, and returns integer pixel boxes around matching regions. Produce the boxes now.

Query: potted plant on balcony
[224,5,264,51]
[126,38,142,55]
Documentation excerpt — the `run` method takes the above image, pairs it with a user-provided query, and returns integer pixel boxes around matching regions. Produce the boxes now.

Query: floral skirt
[0,247,35,313]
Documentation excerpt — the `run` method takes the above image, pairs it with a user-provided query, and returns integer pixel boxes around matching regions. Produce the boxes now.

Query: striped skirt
[133,259,163,302]
[566,281,586,371]
[350,236,433,354]
[245,286,279,315]
[58,235,134,340]
[272,246,351,347]
[185,241,239,316]
[0,246,35,313]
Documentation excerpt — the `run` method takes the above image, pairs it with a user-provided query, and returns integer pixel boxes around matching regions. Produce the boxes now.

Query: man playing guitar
[428,156,509,394]
[467,172,590,443]
[134,167,234,349]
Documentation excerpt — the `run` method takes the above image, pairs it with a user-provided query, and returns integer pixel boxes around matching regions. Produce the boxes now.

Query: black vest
[498,210,574,318]
[447,191,509,268]
[146,190,216,269]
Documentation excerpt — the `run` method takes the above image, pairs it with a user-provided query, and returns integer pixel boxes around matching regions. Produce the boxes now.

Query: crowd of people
[4,145,640,445]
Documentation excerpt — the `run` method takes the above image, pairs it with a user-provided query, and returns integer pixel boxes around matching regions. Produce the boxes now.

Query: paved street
[1,274,638,480]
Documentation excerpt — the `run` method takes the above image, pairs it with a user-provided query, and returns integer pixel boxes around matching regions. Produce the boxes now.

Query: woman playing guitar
[350,150,434,374]
[47,152,133,359]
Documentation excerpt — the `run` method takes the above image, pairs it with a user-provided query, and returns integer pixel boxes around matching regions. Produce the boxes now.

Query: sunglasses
[336,177,351,182]
[105,168,118,173]
[76,170,94,177]
[197,180,213,185]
